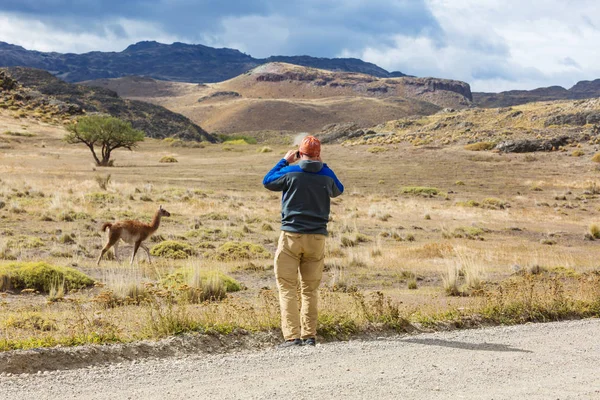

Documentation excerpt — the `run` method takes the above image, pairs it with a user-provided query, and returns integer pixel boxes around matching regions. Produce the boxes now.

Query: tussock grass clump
[0,262,94,293]
[340,233,370,248]
[368,146,387,153]
[218,134,257,145]
[571,149,585,157]
[401,186,442,197]
[257,146,273,153]
[591,153,600,163]
[3,130,35,137]
[481,273,600,324]
[163,267,242,302]
[202,212,229,221]
[261,223,274,231]
[481,198,508,209]
[85,192,116,204]
[211,242,270,261]
[589,224,600,239]
[159,156,178,163]
[58,210,89,222]
[94,174,111,190]
[7,235,45,249]
[4,313,57,331]
[224,139,250,146]
[464,141,495,151]
[443,227,485,240]
[150,240,194,259]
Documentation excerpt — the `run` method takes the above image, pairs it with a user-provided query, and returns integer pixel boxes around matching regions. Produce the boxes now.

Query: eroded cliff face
[401,77,473,102]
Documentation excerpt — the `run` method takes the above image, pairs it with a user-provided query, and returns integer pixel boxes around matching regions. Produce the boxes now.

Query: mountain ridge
[0,40,407,84]
[473,79,600,108]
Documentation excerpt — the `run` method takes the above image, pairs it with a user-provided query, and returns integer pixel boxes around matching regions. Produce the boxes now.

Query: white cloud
[342,0,600,91]
[0,12,182,53]
[203,14,290,57]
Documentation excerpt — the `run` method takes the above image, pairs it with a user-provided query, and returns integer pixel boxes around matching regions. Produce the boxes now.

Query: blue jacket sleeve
[322,164,344,197]
[263,159,289,192]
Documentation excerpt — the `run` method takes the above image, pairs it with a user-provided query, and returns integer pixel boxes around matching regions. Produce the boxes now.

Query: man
[263,136,344,347]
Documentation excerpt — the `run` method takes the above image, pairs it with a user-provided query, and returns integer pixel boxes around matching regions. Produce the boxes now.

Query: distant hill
[82,62,472,135]
[1,67,216,141]
[473,79,600,108]
[0,40,407,84]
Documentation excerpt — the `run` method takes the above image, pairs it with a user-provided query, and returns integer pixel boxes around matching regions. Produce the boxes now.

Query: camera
[295,151,300,159]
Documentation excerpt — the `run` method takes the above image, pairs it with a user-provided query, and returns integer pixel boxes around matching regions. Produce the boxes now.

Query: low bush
[0,262,94,293]
[150,240,194,259]
[210,242,270,261]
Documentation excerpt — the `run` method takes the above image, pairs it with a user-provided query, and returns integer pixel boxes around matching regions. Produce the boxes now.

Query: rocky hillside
[474,79,600,108]
[1,67,216,142]
[82,63,472,135]
[0,40,407,84]
[340,98,600,148]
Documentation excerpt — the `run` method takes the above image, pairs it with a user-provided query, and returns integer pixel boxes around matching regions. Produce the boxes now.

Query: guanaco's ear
[159,205,163,210]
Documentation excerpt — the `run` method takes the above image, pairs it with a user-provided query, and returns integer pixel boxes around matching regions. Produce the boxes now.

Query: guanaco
[97,205,171,266]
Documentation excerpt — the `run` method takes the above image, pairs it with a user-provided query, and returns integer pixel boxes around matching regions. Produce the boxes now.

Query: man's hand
[284,150,299,164]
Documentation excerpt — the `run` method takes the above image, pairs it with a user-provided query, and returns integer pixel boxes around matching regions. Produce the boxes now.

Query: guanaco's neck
[150,210,162,232]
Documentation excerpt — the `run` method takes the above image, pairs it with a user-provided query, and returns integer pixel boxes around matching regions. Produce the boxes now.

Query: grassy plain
[0,110,599,351]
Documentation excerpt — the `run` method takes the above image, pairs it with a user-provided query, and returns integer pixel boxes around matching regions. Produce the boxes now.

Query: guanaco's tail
[101,222,113,232]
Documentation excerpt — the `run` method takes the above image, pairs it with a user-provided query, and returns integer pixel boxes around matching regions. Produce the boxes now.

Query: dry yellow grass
[1,109,600,350]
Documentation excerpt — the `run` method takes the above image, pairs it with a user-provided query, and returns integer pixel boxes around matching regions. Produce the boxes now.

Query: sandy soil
[1,319,598,399]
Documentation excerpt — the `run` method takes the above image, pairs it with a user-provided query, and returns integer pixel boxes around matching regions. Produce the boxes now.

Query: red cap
[299,136,321,158]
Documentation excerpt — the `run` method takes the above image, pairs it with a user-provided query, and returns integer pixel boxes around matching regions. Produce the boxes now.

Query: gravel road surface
[1,319,598,399]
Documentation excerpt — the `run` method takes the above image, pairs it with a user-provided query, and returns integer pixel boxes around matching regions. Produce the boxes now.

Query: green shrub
[210,242,270,261]
[150,241,194,259]
[0,262,94,293]
[464,142,495,151]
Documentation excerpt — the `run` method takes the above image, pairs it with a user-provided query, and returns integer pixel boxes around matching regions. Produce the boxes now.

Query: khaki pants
[274,231,325,340]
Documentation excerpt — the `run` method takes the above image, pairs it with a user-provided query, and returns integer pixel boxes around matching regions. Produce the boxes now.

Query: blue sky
[0,0,598,92]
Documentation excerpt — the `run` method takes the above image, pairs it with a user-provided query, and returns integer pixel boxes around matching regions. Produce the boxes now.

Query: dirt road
[1,319,598,399]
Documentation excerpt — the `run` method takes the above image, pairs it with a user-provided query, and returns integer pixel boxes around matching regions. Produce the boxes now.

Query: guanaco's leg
[131,240,142,266]
[140,243,151,263]
[97,235,119,266]
[113,241,120,262]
